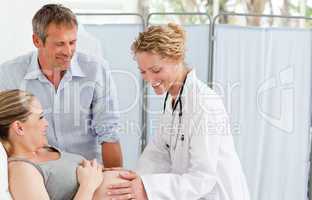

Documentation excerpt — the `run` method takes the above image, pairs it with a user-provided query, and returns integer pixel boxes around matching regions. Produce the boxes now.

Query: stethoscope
[163,75,188,154]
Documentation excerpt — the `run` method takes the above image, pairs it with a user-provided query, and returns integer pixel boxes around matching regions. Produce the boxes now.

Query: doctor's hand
[107,171,148,200]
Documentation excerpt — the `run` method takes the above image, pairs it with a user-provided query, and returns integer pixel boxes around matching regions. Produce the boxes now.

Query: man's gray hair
[32,4,78,43]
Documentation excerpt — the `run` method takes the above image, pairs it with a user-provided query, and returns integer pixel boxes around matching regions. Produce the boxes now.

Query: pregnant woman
[0,89,128,200]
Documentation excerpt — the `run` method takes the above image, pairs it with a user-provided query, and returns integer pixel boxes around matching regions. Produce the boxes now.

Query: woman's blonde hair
[131,23,186,61]
[0,90,34,154]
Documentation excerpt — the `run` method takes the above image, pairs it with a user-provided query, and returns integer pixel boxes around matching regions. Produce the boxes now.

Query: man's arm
[102,142,123,167]
[92,59,123,167]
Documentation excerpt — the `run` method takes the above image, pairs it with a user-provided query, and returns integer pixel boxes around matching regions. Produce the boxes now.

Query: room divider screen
[212,13,312,200]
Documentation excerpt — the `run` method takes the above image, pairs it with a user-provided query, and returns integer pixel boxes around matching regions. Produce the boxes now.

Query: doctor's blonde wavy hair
[131,23,186,62]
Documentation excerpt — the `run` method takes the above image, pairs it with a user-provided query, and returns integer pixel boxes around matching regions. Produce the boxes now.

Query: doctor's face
[33,22,77,71]
[136,52,180,95]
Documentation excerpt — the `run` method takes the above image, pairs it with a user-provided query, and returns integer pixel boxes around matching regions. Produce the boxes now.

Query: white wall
[0,0,45,63]
[0,0,140,64]
[61,0,139,13]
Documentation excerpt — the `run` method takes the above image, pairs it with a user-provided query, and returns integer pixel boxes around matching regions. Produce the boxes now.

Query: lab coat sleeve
[140,96,228,200]
[136,126,171,174]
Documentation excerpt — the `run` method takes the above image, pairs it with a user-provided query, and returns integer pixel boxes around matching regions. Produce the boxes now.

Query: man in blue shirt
[0,4,123,167]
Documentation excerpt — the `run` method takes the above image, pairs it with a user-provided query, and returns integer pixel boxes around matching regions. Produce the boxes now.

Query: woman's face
[17,98,49,148]
[136,52,180,95]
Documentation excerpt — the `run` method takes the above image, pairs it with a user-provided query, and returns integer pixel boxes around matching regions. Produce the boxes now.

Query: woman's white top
[136,70,250,200]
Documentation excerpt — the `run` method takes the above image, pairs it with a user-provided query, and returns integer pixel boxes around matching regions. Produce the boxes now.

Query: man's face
[34,23,77,70]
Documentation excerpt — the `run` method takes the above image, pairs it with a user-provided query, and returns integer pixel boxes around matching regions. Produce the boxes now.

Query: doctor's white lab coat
[136,70,250,200]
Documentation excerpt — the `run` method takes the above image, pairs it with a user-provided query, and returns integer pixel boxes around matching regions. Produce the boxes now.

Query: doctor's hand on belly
[106,170,148,200]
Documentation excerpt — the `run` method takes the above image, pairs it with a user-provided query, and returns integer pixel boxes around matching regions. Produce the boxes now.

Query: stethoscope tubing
[163,75,188,152]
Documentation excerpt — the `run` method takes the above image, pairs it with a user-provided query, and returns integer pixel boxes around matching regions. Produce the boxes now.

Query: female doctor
[107,23,250,200]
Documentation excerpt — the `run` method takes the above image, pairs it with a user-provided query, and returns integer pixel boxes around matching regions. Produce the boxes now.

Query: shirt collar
[164,69,195,112]
[172,68,196,99]
[23,51,86,80]
[183,68,195,94]
[23,51,42,80]
[70,53,86,77]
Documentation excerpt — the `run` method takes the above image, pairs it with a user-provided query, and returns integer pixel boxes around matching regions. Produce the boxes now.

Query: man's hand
[107,171,148,200]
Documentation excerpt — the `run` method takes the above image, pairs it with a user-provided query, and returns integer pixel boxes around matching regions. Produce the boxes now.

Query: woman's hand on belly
[76,159,103,192]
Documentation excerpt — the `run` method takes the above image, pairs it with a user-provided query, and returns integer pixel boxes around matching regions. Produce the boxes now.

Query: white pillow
[0,142,11,200]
